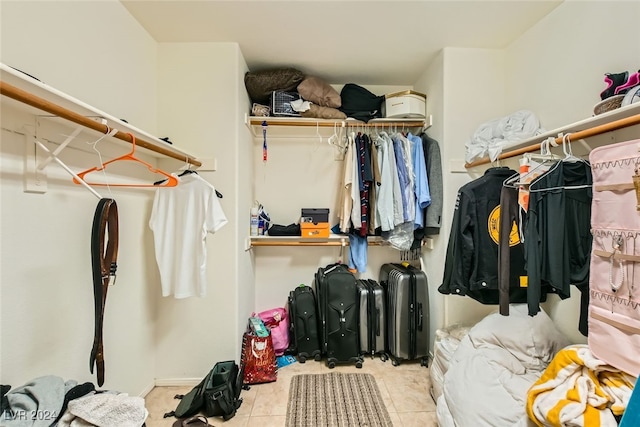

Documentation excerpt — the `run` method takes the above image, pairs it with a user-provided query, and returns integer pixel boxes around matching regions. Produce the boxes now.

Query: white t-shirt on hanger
[149,173,228,298]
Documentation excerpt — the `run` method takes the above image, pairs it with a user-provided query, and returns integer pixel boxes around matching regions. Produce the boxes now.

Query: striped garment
[526,344,636,427]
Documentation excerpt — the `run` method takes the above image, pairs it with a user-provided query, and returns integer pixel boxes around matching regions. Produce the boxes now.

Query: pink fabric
[588,138,640,377]
[254,307,289,356]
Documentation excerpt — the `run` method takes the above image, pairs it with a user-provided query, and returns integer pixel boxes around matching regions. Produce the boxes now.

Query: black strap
[89,198,119,387]
[215,394,236,421]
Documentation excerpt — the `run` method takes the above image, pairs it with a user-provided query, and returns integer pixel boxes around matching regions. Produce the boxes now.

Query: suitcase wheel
[356,360,363,369]
[314,354,322,362]
[420,357,429,368]
[299,355,307,364]
[391,359,400,367]
[328,360,336,369]
[380,354,388,362]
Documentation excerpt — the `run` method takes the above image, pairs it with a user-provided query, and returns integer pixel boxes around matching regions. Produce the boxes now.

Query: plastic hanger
[153,158,223,198]
[528,134,591,193]
[561,133,584,163]
[74,133,178,187]
[503,138,559,188]
[153,168,223,198]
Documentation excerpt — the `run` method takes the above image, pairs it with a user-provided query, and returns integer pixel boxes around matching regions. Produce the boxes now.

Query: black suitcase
[315,263,363,369]
[288,285,322,363]
[379,263,429,367]
[357,279,388,361]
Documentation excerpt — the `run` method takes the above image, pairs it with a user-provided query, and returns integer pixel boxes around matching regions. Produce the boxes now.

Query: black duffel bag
[339,83,384,122]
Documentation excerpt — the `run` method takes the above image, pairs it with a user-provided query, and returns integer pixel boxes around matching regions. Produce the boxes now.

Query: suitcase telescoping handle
[417,302,424,331]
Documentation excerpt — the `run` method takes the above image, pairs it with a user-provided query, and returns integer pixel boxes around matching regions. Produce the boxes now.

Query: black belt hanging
[90,198,119,387]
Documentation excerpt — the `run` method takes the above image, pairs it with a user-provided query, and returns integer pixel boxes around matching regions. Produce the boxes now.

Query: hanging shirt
[400,133,416,223]
[357,133,372,236]
[420,133,443,235]
[392,135,411,222]
[409,132,431,229]
[375,134,395,232]
[369,138,381,234]
[383,132,404,226]
[339,137,355,233]
[350,133,362,230]
[525,160,593,324]
[149,173,228,298]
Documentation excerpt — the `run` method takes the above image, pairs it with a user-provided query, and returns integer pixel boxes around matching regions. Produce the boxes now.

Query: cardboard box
[300,222,330,238]
[382,90,427,118]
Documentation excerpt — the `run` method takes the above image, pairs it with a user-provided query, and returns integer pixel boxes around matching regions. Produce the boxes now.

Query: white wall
[505,1,640,130]
[0,0,158,395]
[155,43,254,380]
[413,51,445,350]
[235,48,255,361]
[436,48,508,328]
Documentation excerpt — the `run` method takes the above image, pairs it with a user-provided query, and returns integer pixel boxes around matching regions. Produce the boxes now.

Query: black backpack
[339,83,384,122]
[164,360,244,421]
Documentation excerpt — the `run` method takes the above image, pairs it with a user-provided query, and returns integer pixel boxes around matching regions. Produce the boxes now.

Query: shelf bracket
[36,126,83,171]
[25,126,84,195]
[24,130,47,194]
[426,114,433,129]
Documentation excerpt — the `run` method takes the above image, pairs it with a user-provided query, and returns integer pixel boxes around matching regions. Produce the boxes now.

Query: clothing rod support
[0,81,202,167]
[35,139,102,199]
[36,126,83,171]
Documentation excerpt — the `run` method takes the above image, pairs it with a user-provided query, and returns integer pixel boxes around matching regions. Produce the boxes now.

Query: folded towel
[526,344,636,427]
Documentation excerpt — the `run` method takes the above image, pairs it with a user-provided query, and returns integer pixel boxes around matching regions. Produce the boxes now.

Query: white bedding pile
[436,304,570,427]
[430,324,471,402]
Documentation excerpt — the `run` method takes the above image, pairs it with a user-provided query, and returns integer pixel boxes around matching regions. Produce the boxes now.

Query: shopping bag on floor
[255,307,289,356]
[241,330,277,385]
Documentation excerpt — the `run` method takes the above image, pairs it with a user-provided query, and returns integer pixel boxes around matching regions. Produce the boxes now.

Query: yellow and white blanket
[527,344,636,427]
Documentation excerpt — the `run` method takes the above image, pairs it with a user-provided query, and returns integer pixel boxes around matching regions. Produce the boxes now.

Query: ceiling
[121,0,563,85]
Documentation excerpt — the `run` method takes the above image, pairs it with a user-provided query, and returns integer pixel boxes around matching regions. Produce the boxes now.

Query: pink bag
[254,307,289,356]
[588,138,640,376]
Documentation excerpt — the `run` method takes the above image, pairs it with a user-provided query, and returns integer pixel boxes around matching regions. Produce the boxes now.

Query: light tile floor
[144,357,437,427]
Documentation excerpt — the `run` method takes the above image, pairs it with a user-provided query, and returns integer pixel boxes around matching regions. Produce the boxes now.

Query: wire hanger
[74,133,178,187]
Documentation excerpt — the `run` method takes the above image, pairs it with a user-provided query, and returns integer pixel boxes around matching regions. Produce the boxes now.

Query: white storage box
[382,90,426,118]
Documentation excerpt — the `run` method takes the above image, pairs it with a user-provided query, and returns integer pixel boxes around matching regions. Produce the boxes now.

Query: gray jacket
[421,133,443,235]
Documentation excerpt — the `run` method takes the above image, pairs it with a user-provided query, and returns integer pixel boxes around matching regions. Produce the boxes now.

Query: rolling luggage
[379,263,430,367]
[288,285,321,363]
[357,279,388,361]
[315,263,363,369]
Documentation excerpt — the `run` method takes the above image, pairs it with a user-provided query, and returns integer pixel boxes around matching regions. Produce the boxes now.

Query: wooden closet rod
[0,81,202,167]
[464,113,640,169]
[250,240,388,247]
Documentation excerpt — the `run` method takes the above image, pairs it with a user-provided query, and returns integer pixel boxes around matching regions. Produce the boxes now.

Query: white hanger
[528,134,591,193]
[503,137,559,188]
[561,133,583,163]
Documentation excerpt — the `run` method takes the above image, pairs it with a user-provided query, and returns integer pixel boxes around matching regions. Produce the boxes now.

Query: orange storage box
[300,222,330,238]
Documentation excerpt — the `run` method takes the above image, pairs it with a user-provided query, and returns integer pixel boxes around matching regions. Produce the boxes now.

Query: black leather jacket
[439,167,529,304]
